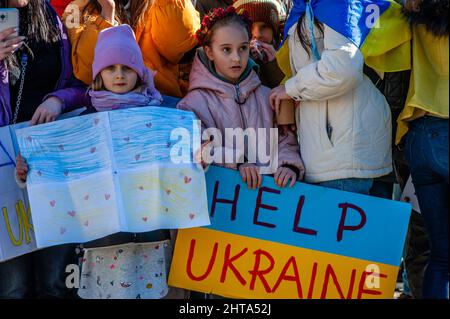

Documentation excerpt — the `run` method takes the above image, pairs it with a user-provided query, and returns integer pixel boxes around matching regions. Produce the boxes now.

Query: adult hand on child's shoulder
[30,97,63,126]
[0,28,25,62]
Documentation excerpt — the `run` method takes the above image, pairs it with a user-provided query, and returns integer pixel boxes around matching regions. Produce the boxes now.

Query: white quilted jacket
[285,22,392,183]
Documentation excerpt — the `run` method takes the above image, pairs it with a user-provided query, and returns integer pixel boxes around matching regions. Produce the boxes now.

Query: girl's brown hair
[295,15,324,59]
[196,6,252,47]
[83,0,153,29]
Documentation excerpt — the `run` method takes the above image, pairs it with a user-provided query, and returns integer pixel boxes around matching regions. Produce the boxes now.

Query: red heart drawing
[90,147,96,154]
[154,245,159,250]
[60,227,66,235]
[142,217,148,222]
[189,213,195,220]
[49,200,56,208]
[135,154,141,161]
[84,195,90,201]
[165,189,171,195]
[184,176,192,184]
[68,211,76,217]
[105,194,111,200]
[146,123,152,128]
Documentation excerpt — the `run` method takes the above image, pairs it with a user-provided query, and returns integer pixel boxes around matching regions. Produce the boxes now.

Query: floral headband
[195,6,253,46]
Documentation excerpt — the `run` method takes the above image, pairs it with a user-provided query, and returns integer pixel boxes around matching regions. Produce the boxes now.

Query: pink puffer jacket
[177,51,305,178]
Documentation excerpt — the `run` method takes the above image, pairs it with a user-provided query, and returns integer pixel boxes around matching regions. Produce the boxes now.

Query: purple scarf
[89,69,163,112]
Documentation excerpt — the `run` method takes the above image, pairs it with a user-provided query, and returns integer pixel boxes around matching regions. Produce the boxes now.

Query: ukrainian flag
[277,0,412,82]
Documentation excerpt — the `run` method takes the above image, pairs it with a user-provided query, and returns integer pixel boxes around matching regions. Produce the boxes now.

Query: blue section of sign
[204,166,411,266]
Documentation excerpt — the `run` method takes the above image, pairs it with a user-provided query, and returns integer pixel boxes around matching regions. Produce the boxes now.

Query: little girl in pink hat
[85,24,163,113]
[15,25,187,299]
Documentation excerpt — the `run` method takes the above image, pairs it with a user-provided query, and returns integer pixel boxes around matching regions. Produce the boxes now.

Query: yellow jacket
[63,0,200,97]
[396,25,449,144]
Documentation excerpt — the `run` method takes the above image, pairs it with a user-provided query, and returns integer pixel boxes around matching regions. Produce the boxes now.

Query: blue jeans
[317,178,374,195]
[0,244,79,299]
[404,116,449,299]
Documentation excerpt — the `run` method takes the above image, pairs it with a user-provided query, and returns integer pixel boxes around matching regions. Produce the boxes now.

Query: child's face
[252,22,274,44]
[100,64,139,94]
[205,24,250,84]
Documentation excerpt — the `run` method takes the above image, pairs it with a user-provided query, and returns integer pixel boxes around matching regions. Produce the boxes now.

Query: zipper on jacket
[235,84,250,164]
[326,100,333,146]
[235,84,248,129]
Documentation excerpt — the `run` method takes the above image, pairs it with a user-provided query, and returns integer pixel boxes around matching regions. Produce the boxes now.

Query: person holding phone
[0,0,89,127]
[0,7,23,60]
[0,0,89,299]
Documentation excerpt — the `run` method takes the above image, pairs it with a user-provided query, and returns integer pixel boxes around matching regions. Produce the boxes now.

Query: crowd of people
[0,0,448,299]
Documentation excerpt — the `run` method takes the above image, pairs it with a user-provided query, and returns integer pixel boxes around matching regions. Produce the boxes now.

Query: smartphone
[0,8,19,40]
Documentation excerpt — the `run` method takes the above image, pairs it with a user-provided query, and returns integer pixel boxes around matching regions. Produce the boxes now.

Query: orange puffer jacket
[63,0,200,97]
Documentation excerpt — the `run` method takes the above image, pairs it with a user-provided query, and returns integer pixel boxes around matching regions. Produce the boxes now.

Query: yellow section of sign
[169,228,399,299]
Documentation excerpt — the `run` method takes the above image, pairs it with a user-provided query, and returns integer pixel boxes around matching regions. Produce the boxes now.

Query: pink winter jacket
[177,51,305,178]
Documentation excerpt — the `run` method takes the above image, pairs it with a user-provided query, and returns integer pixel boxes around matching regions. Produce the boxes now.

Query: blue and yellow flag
[277,0,412,82]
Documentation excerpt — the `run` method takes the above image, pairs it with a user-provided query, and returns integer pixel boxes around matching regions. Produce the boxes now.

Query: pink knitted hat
[92,24,147,81]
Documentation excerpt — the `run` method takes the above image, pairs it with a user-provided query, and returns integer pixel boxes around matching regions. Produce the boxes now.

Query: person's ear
[204,45,214,61]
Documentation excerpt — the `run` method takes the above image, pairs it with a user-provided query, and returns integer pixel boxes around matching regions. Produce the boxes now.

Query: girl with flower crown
[178,6,304,190]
